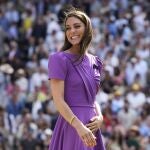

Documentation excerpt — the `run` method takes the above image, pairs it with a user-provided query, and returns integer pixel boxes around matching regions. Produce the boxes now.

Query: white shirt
[30,72,48,92]
[125,63,137,85]
[95,90,109,106]
[118,108,137,129]
[32,100,42,120]
[127,92,146,109]
[15,77,28,92]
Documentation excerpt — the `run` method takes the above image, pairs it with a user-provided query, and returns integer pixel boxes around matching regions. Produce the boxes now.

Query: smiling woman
[62,8,93,57]
[48,7,105,150]
[65,17,85,46]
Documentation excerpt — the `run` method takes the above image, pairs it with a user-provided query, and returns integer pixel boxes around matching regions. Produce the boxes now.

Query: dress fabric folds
[48,51,105,150]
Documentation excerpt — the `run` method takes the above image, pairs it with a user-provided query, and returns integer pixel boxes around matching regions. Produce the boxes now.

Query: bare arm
[94,101,103,119]
[50,79,97,147]
[50,79,78,125]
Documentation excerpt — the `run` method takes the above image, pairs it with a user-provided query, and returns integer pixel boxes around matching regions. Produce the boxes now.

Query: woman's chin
[71,42,80,46]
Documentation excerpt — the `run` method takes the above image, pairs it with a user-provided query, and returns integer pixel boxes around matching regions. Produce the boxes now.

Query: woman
[48,7,105,150]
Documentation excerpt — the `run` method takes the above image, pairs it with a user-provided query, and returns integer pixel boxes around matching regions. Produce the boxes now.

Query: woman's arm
[94,101,103,119]
[50,79,97,147]
[50,79,77,125]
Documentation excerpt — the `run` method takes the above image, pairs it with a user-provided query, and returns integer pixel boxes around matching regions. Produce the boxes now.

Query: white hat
[0,64,14,74]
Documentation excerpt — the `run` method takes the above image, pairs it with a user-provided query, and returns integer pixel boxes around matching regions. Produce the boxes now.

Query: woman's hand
[75,123,97,147]
[86,115,103,133]
[72,117,97,147]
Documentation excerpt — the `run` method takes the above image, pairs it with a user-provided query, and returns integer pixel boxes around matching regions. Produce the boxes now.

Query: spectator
[111,89,124,114]
[139,115,150,137]
[118,99,138,130]
[127,83,146,111]
[126,125,141,150]
[6,86,25,117]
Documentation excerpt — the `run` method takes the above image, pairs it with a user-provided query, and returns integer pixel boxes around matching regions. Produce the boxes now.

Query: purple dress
[48,51,105,150]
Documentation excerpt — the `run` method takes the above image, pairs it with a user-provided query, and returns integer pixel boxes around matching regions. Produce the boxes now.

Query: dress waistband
[69,104,95,108]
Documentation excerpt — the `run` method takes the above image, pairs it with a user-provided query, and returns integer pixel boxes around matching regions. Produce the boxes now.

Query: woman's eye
[75,25,80,28]
[65,25,80,31]
[65,27,70,31]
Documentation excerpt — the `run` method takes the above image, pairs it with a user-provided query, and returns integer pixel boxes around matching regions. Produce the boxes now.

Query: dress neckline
[62,51,89,58]
[63,51,80,56]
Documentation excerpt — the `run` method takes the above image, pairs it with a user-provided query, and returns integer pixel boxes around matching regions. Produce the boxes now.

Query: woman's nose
[70,27,75,33]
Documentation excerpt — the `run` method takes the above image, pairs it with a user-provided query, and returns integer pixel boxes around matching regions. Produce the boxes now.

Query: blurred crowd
[0,0,149,150]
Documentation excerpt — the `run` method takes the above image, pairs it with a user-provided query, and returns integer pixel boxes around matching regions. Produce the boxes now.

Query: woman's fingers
[90,133,97,146]
[86,122,98,132]
[89,126,98,134]
[86,133,96,147]
[86,116,103,133]
[91,128,97,134]
[77,123,97,147]
[86,122,97,128]
[86,121,95,127]
[82,132,97,147]
[87,125,97,131]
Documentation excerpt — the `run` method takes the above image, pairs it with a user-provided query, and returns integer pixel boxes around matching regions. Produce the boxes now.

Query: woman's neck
[69,46,80,54]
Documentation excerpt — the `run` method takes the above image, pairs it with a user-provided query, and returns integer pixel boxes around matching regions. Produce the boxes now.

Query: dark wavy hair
[61,7,93,57]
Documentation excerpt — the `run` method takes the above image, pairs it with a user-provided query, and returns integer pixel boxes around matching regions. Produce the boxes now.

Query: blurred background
[0,0,149,150]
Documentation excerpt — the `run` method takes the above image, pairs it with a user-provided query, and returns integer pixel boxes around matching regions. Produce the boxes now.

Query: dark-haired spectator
[20,128,38,150]
[5,2,19,24]
[112,66,125,85]
[0,9,9,32]
[106,130,127,150]
[118,99,138,130]
[0,106,10,149]
[126,125,141,150]
[6,87,24,117]
[31,16,47,43]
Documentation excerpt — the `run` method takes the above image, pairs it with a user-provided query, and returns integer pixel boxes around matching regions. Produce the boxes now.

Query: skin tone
[65,17,85,54]
[50,16,103,147]
[86,101,103,133]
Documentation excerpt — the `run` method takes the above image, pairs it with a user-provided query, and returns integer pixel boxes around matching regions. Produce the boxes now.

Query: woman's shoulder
[87,52,103,63]
[48,51,68,79]
[87,53,103,71]
[49,51,67,61]
[87,53,95,58]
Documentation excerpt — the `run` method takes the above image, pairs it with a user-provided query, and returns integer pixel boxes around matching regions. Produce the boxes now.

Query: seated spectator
[111,89,124,114]
[20,128,38,150]
[6,86,25,117]
[0,106,9,149]
[145,136,150,150]
[139,115,150,137]
[127,83,146,111]
[126,125,141,150]
[118,99,138,130]
[106,130,127,150]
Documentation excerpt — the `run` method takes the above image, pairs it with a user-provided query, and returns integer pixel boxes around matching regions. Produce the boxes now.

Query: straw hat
[131,83,140,91]
[114,89,122,96]
[130,125,139,134]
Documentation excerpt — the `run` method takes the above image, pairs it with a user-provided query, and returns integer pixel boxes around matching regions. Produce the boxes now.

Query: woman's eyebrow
[66,23,82,27]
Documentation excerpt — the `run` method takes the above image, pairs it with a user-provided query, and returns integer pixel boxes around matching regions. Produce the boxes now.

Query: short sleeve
[48,53,67,80]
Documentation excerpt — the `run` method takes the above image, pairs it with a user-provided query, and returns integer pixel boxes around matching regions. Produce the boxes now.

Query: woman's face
[65,16,85,46]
